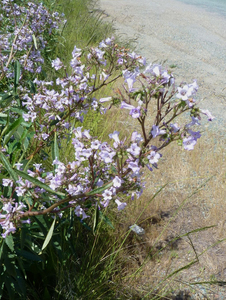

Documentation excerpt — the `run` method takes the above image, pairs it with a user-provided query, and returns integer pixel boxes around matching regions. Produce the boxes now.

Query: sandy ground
[97,0,226,298]
[98,0,226,133]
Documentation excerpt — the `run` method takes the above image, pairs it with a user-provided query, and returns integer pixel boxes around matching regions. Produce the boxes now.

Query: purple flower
[183,136,197,151]
[66,184,83,196]
[170,123,180,133]
[127,143,141,156]
[113,176,122,188]
[147,151,161,164]
[120,101,135,110]
[187,116,201,127]
[74,205,88,220]
[115,199,127,211]
[130,107,141,118]
[100,71,109,81]
[51,58,63,70]
[151,125,166,138]
[72,46,81,58]
[122,69,139,92]
[102,189,112,201]
[70,57,79,68]
[14,163,23,170]
[200,109,215,121]
[131,131,143,143]
[33,163,42,172]
[187,129,201,140]
[1,222,16,238]
[41,133,49,140]
[91,140,101,150]
[99,96,112,103]
[176,85,193,101]
[15,186,26,197]
[109,131,120,146]
[49,175,62,190]
[190,80,198,92]
[99,150,116,163]
[2,179,13,187]
[128,160,140,174]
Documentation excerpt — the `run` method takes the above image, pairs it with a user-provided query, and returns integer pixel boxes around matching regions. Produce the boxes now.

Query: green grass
[50,0,114,63]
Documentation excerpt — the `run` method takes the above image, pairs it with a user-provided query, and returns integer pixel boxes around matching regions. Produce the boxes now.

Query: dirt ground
[98,0,226,298]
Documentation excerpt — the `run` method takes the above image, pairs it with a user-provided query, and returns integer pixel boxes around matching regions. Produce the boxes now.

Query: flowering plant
[0,1,214,242]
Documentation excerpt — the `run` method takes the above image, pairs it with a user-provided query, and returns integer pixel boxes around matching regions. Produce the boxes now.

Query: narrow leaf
[14,169,65,197]
[32,34,38,50]
[0,93,13,108]
[39,217,56,254]
[14,60,20,90]
[52,132,59,162]
[86,181,113,196]
[16,250,43,262]
[28,80,36,94]
[3,117,24,146]
[5,234,14,252]
[99,211,114,229]
[0,152,18,182]
[4,116,23,135]
[93,204,100,234]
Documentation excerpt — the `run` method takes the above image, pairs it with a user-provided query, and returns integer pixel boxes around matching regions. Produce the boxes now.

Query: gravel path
[98,0,226,133]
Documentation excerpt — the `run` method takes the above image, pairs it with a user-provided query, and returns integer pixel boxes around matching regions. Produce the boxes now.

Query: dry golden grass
[105,103,226,298]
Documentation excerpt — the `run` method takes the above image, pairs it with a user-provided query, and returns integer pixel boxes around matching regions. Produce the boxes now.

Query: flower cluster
[0,0,64,81]
[0,2,214,239]
[0,198,28,238]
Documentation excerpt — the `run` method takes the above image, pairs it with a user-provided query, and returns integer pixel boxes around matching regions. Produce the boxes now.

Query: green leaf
[28,80,36,94]
[16,250,42,262]
[99,211,114,229]
[7,140,18,155]
[93,204,100,234]
[4,255,17,278]
[0,240,5,260]
[52,132,59,162]
[0,93,13,109]
[39,217,56,254]
[5,276,16,298]
[32,34,38,50]
[86,181,113,196]
[14,60,20,91]
[3,117,24,146]
[5,234,14,252]
[10,107,26,116]
[0,113,10,138]
[0,152,18,182]
[15,268,27,297]
[14,169,65,197]
[4,117,23,135]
